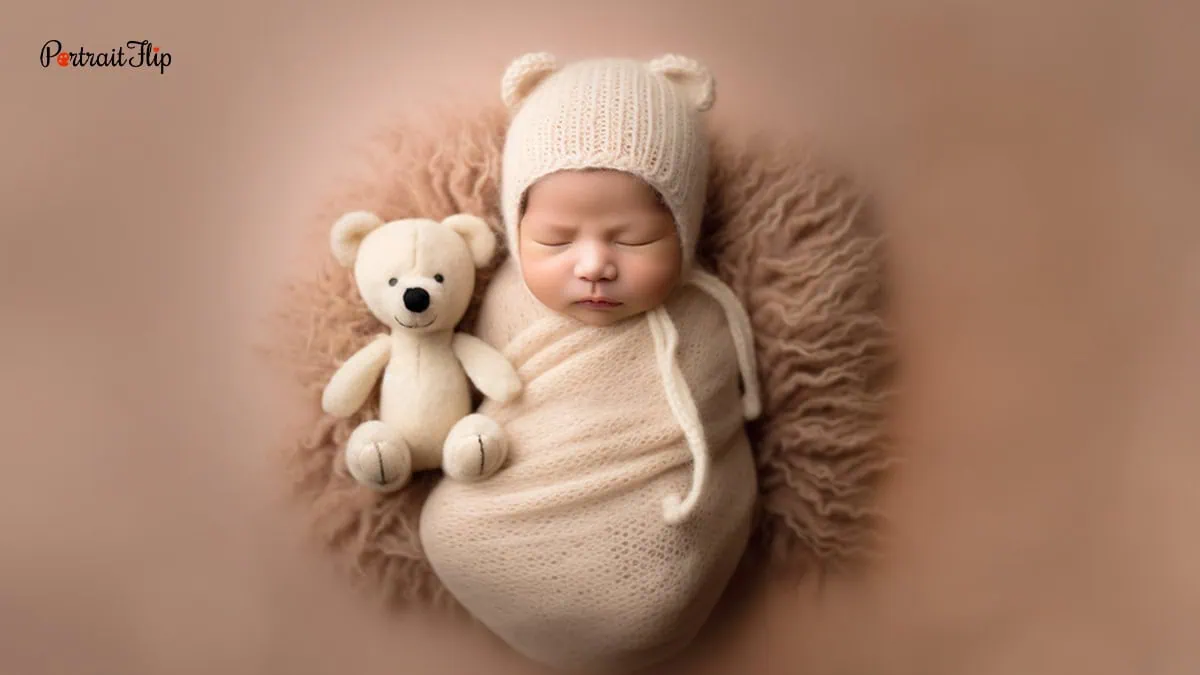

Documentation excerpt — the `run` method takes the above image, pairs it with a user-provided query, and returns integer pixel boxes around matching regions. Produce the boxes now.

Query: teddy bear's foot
[442,413,509,482]
[345,420,413,492]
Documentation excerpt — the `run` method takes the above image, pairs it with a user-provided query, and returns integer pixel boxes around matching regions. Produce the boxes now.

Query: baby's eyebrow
[527,219,660,238]
[532,223,577,237]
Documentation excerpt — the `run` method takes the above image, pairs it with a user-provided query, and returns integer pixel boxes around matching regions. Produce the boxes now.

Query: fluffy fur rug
[269,102,895,613]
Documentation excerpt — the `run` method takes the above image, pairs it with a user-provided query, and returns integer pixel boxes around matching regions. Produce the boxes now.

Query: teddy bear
[320,210,523,492]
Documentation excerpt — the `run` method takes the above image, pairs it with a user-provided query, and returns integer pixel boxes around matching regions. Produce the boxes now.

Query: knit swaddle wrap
[419,259,758,672]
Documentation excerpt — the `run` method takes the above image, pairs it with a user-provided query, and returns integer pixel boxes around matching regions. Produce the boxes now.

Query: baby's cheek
[626,250,682,297]
[520,256,568,303]
[521,251,557,279]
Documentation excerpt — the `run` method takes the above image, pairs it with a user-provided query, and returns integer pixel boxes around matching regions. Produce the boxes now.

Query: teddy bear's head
[329,211,496,334]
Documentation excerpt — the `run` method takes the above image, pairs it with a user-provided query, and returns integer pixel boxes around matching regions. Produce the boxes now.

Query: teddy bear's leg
[344,420,413,492]
[441,413,510,482]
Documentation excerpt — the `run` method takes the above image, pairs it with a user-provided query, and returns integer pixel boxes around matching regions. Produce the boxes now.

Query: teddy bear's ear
[442,213,497,268]
[646,54,715,112]
[501,52,558,111]
[330,211,385,267]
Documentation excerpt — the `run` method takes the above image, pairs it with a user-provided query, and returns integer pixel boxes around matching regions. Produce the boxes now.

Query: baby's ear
[442,213,497,268]
[647,54,715,112]
[501,52,558,111]
[330,211,384,267]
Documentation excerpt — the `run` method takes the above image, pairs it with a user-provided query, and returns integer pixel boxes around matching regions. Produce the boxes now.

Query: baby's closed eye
[616,236,666,247]
[527,221,576,245]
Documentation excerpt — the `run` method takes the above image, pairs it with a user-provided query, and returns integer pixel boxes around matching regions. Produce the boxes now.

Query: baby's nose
[403,287,431,313]
[575,244,617,281]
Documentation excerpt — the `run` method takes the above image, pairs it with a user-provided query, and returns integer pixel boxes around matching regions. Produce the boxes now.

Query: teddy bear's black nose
[403,287,431,313]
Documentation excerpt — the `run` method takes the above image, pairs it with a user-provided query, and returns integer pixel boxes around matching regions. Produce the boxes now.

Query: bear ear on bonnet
[647,54,715,112]
[330,210,385,268]
[501,52,558,111]
[500,52,714,113]
[441,213,497,268]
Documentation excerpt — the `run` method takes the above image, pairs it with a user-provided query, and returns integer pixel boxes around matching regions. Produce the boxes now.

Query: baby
[501,52,761,520]
[420,53,761,673]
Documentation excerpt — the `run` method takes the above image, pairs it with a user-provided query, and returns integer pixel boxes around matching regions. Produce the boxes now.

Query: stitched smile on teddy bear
[395,314,437,329]
[389,278,441,329]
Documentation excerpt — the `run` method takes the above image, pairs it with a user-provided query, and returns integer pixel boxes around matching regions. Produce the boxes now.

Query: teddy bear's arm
[321,334,392,417]
[451,332,522,404]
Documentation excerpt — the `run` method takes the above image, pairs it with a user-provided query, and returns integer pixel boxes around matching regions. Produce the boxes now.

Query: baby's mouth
[395,314,437,329]
[575,298,622,308]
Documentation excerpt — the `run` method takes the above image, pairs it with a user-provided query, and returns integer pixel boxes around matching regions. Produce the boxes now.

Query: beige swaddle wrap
[419,258,758,672]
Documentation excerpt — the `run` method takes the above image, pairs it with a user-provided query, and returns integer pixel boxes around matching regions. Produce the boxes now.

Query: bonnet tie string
[650,269,761,525]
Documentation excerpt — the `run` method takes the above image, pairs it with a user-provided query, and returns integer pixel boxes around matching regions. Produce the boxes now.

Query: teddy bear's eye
[388,278,398,287]
[434,274,445,283]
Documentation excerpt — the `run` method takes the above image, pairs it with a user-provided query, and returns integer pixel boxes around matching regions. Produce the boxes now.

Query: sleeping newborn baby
[419,53,761,673]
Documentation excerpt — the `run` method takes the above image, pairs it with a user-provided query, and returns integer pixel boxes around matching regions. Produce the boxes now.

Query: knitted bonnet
[500,52,712,276]
[498,52,761,524]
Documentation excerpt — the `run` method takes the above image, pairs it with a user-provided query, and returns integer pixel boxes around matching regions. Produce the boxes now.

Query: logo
[40,39,172,74]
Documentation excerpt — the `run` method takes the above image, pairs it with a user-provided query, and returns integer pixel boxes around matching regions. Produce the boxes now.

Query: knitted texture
[419,258,757,673]
[500,54,712,277]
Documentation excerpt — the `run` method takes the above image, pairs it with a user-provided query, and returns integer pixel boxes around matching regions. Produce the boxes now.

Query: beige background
[3,1,1199,673]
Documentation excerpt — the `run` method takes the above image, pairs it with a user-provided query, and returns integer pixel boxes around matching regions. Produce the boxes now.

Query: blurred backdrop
[2,1,1198,673]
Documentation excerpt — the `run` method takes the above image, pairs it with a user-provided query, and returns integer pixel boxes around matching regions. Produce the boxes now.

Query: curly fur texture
[699,134,896,574]
[267,102,895,613]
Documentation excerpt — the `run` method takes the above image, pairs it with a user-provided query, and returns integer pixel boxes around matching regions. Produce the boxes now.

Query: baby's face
[518,169,682,327]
